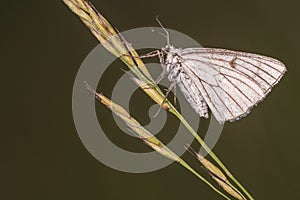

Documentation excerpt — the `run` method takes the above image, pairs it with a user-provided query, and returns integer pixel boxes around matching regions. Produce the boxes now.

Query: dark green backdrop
[4,0,300,199]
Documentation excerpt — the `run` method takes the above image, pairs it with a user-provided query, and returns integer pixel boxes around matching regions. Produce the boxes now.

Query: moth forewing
[161,46,286,123]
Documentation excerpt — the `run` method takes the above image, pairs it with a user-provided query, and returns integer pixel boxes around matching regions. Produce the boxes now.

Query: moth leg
[119,50,161,62]
[117,30,138,59]
[118,31,158,59]
[121,68,156,90]
[153,81,177,118]
[155,51,167,84]
[163,81,177,103]
[155,69,166,85]
[139,50,161,58]
[119,53,140,59]
[173,83,177,105]
[118,30,161,60]
[164,84,177,105]
[165,81,177,105]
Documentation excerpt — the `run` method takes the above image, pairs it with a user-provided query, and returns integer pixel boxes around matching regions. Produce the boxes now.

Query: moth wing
[176,73,209,118]
[180,48,286,123]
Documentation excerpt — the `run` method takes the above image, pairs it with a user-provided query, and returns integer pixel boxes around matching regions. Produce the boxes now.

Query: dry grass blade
[85,81,180,161]
[85,82,231,200]
[130,75,171,110]
[63,0,154,83]
[186,146,227,182]
[186,146,246,200]
[212,177,244,200]
[63,0,171,111]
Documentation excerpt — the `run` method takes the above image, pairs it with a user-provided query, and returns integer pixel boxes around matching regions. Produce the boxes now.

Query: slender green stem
[170,108,254,200]
[140,77,253,199]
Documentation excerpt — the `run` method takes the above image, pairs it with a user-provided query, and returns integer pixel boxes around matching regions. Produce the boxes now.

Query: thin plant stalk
[63,0,254,199]
[86,84,231,200]
[171,108,251,200]
[186,146,246,200]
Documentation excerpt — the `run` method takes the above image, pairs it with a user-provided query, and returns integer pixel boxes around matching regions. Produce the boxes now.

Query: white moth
[146,22,287,123]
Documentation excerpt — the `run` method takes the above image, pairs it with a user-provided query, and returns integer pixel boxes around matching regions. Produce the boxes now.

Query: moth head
[161,45,175,54]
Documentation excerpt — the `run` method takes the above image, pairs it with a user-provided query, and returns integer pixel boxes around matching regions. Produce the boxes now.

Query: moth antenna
[156,15,170,46]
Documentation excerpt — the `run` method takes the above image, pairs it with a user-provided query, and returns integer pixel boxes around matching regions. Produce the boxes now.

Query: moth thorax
[165,53,180,69]
[167,64,181,81]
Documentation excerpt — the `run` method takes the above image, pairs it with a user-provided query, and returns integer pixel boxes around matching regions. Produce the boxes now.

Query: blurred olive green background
[4,0,300,199]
